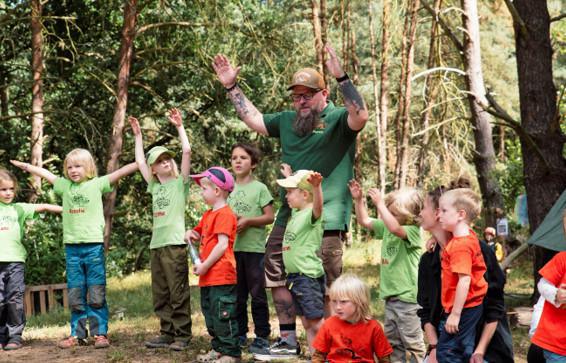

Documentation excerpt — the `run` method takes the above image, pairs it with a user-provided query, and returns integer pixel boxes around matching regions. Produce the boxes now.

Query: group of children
[1,107,564,362]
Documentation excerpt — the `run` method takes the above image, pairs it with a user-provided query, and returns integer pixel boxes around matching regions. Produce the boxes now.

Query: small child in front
[11,149,137,349]
[185,167,241,363]
[277,169,325,354]
[312,273,393,363]
[0,168,62,350]
[348,180,425,362]
[129,109,192,350]
[437,188,487,363]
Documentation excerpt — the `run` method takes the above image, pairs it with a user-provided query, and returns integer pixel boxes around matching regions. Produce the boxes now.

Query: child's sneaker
[57,336,86,349]
[94,335,110,349]
[169,340,189,351]
[248,337,269,355]
[213,355,241,363]
[145,335,174,348]
[252,338,299,361]
[3,340,23,351]
[197,349,222,362]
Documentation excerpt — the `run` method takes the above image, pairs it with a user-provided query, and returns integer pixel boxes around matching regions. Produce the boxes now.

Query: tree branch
[136,21,203,35]
[421,0,464,52]
[550,13,566,23]
[503,0,528,37]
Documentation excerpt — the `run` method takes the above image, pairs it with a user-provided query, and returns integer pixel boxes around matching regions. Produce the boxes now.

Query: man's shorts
[264,226,344,290]
[286,273,325,320]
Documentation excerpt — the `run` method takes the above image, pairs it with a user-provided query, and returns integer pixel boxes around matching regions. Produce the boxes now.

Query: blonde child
[227,143,274,353]
[348,180,426,362]
[11,150,137,349]
[255,168,325,360]
[186,167,241,363]
[0,169,62,350]
[129,108,192,351]
[312,274,393,362]
[436,188,487,362]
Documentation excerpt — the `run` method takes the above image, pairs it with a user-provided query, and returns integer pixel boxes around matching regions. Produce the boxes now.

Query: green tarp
[527,189,566,251]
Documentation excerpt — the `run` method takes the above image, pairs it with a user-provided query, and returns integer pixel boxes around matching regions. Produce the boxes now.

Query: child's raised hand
[307,172,323,187]
[348,179,363,201]
[280,163,292,178]
[10,160,29,172]
[368,188,383,206]
[167,108,183,127]
[128,116,141,135]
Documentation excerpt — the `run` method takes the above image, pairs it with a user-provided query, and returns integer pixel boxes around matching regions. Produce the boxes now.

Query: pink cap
[190,167,234,192]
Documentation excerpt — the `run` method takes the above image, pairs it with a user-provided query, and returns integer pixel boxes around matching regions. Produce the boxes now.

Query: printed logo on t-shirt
[336,333,363,359]
[154,185,170,210]
[284,231,297,243]
[384,245,398,258]
[0,215,16,231]
[312,121,326,134]
[229,190,251,215]
[69,192,89,214]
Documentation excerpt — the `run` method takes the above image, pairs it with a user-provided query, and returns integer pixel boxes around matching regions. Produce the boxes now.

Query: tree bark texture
[378,0,391,193]
[103,0,137,250]
[311,0,324,78]
[30,0,44,198]
[513,0,566,295]
[461,0,504,227]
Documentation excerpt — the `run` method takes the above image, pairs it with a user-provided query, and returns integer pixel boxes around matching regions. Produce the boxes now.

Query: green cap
[276,170,314,192]
[146,146,175,166]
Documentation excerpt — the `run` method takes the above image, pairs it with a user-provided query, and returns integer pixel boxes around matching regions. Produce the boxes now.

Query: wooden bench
[24,283,68,317]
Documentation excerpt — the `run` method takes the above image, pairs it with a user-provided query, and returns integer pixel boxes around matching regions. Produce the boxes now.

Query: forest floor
[0,241,533,363]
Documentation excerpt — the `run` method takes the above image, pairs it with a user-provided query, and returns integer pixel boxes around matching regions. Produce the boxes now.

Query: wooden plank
[39,290,47,314]
[62,288,69,309]
[48,286,55,311]
[24,290,33,317]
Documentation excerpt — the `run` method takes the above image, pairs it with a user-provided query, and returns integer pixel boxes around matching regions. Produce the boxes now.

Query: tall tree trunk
[513,0,566,297]
[340,0,348,68]
[103,0,137,250]
[461,0,504,227]
[417,0,442,185]
[394,0,420,188]
[379,0,391,193]
[393,7,409,186]
[311,0,324,76]
[30,0,44,199]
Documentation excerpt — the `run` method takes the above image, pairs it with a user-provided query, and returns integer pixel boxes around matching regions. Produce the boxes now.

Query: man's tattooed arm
[338,79,369,131]
[226,86,268,135]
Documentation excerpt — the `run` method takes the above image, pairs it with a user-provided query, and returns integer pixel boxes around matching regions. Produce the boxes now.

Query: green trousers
[150,245,192,342]
[201,284,241,357]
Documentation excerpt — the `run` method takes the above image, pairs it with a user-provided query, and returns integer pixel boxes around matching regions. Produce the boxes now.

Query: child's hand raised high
[307,172,323,187]
[368,188,383,206]
[10,160,29,172]
[280,163,292,178]
[348,180,363,201]
[128,116,141,135]
[167,108,183,128]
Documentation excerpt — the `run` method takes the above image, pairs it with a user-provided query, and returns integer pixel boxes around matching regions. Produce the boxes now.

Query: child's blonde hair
[329,274,371,323]
[0,168,19,195]
[63,148,98,180]
[384,187,423,225]
[440,188,482,222]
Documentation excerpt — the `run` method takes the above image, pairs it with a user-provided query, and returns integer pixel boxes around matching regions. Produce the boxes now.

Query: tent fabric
[527,189,566,252]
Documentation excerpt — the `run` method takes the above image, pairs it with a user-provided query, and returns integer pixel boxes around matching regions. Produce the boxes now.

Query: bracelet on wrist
[225,83,238,92]
[336,73,349,82]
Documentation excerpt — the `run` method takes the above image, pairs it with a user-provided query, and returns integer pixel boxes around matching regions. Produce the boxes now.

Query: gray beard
[293,109,321,137]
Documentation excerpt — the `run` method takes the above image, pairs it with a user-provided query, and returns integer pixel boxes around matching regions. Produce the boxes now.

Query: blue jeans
[65,243,108,338]
[437,304,483,363]
[544,349,566,363]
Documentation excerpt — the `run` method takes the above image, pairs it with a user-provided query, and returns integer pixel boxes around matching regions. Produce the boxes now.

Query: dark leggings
[528,343,546,363]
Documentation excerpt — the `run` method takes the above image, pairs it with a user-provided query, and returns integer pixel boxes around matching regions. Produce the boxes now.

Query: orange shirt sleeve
[539,252,566,286]
[212,208,236,239]
[372,321,393,358]
[448,238,474,276]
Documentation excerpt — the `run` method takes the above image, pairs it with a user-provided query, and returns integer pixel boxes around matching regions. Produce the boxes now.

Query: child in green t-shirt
[129,109,192,351]
[0,168,62,350]
[349,180,426,362]
[12,149,137,349]
[227,143,274,353]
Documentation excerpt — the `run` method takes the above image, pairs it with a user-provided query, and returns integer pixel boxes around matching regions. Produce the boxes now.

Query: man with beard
[213,45,368,360]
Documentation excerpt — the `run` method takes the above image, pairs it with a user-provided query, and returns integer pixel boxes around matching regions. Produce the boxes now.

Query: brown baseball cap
[287,68,326,90]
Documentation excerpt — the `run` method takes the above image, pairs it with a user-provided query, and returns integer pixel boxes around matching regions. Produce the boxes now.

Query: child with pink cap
[186,167,241,363]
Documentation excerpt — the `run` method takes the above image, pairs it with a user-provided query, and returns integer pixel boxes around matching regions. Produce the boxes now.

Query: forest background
[0,0,565,295]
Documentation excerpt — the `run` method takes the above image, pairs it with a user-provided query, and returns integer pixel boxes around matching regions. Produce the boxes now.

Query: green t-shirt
[227,180,273,253]
[282,207,324,278]
[54,176,113,244]
[371,218,423,303]
[147,175,190,249]
[264,101,359,231]
[0,202,36,262]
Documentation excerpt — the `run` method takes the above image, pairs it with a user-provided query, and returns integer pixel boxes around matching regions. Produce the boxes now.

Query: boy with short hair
[185,167,241,363]
[437,188,487,363]
[255,169,325,360]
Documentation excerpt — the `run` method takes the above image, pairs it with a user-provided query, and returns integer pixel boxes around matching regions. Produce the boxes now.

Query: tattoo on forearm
[274,300,296,320]
[229,89,250,117]
[339,80,366,115]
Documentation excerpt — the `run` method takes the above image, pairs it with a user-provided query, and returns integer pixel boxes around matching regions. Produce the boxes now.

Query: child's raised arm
[368,188,407,239]
[128,116,151,183]
[10,160,57,184]
[107,162,138,185]
[34,204,63,214]
[167,108,191,181]
[280,163,292,178]
[348,180,373,229]
[307,172,323,220]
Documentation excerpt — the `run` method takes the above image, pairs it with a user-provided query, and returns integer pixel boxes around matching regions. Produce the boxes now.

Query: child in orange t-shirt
[185,167,240,362]
[531,251,566,361]
[312,274,392,363]
[436,188,487,363]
